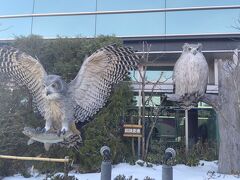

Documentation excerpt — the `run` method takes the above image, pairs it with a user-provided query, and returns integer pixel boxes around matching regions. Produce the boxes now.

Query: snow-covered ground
[3,161,240,180]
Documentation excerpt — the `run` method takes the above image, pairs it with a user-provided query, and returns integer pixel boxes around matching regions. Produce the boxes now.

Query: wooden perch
[166,93,220,111]
[199,94,220,110]
[165,93,199,109]
[0,155,70,163]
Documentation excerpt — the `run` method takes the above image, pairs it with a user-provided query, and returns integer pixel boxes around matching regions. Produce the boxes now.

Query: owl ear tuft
[182,43,189,51]
[197,43,203,52]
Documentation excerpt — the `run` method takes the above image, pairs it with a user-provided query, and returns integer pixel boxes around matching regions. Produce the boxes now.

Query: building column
[214,59,218,85]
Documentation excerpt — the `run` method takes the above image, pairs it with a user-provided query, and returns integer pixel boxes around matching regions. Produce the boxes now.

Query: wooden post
[64,156,69,179]
[185,110,189,154]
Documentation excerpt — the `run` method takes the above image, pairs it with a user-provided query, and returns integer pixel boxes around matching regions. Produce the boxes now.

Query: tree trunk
[200,59,240,174]
[217,59,240,174]
[141,83,146,159]
[144,117,156,160]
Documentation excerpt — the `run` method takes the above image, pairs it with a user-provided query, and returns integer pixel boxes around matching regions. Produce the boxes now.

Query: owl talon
[57,130,61,137]
[36,127,41,131]
[57,129,66,137]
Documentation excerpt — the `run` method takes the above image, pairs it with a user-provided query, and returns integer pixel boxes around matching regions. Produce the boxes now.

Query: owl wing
[0,46,47,116]
[172,56,180,83]
[68,44,140,123]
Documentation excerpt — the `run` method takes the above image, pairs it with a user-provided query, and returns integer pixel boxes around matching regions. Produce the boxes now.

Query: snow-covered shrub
[114,175,134,180]
[50,174,78,180]
[143,177,155,180]
[114,175,155,180]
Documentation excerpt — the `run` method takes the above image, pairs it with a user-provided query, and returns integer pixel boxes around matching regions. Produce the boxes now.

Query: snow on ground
[3,161,240,180]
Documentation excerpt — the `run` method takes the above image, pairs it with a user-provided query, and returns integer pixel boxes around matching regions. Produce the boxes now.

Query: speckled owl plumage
[0,44,140,148]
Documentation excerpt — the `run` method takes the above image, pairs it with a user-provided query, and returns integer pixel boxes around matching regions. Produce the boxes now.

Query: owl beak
[46,90,51,96]
[192,50,197,55]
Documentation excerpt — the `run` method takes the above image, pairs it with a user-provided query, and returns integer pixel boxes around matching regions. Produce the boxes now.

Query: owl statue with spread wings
[0,44,140,148]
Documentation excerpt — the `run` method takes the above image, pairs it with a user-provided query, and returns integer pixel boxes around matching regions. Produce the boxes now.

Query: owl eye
[52,83,58,88]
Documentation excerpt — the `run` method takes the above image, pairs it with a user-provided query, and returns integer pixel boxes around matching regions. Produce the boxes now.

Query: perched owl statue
[0,44,140,148]
[173,43,209,109]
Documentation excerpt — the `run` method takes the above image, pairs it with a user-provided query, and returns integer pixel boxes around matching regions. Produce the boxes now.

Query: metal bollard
[162,164,173,180]
[100,146,111,180]
[162,148,176,180]
[101,160,112,180]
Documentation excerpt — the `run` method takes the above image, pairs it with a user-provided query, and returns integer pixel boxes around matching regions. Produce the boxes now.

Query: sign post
[123,124,142,138]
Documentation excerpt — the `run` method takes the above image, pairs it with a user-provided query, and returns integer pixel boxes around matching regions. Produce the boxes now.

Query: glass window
[166,0,240,8]
[32,16,95,37]
[0,18,32,39]
[97,0,165,11]
[96,12,165,36]
[129,70,173,83]
[34,0,96,13]
[145,70,172,83]
[166,9,240,34]
[145,96,161,107]
[134,95,162,107]
[0,0,33,15]
[0,0,240,38]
